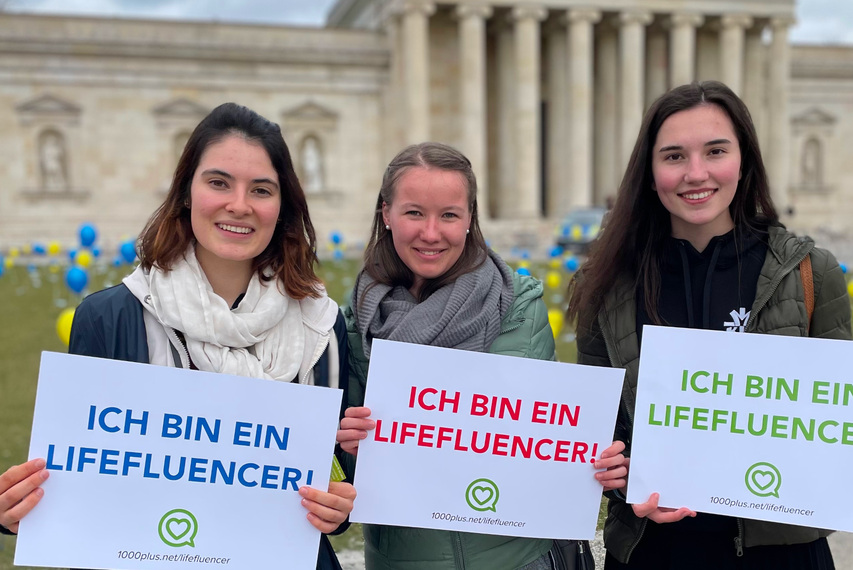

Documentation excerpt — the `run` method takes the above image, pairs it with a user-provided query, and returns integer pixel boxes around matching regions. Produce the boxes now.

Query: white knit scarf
[144,252,305,382]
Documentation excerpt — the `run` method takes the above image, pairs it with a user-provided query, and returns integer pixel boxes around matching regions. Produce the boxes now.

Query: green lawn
[0,257,578,568]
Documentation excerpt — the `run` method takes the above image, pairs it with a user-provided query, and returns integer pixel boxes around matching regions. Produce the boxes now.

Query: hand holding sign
[298,481,357,533]
[0,458,50,534]
[337,406,374,456]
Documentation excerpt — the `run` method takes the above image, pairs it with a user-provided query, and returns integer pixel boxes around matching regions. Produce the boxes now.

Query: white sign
[628,326,853,532]
[350,340,624,539]
[15,352,343,570]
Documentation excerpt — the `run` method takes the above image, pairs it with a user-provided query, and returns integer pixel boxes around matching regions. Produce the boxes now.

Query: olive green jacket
[576,225,852,563]
[343,272,556,570]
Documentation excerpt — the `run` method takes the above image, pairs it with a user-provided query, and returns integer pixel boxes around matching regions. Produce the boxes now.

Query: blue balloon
[0,263,4,278]
[27,263,37,273]
[549,245,564,258]
[330,231,343,245]
[840,263,848,275]
[565,257,579,272]
[32,243,46,255]
[66,266,88,294]
[120,241,137,264]
[333,249,344,260]
[113,256,123,267]
[68,248,77,261]
[516,267,531,276]
[79,224,97,248]
[92,247,101,258]
[520,250,530,260]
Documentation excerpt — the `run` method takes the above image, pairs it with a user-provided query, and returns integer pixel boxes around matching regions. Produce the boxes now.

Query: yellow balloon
[570,225,583,240]
[9,247,19,257]
[22,244,32,255]
[545,271,561,289]
[847,281,853,298]
[56,307,76,347]
[549,259,562,269]
[48,241,61,256]
[548,308,564,337]
[76,250,93,268]
[49,262,60,274]
[4,257,12,269]
[518,261,529,269]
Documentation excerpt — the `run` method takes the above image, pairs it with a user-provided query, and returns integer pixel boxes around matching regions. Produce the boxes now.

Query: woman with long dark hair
[0,103,354,570]
[568,81,850,569]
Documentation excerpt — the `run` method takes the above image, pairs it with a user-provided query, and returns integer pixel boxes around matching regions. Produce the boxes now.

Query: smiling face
[190,134,281,279]
[382,166,472,296]
[652,104,741,250]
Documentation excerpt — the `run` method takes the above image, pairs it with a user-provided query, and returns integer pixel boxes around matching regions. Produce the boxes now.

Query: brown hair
[360,142,488,303]
[138,102,321,299]
[567,81,778,327]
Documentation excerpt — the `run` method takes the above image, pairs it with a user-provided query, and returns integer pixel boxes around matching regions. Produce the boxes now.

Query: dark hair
[138,102,321,299]
[567,80,778,326]
[360,142,488,303]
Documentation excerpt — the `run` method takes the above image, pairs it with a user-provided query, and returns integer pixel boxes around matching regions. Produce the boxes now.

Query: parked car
[555,207,607,255]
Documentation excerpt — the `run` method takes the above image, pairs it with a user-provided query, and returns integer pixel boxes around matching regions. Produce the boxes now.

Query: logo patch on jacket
[724,308,750,332]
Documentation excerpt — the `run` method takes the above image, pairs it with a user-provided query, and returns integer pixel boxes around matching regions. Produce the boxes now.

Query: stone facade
[1,1,851,253]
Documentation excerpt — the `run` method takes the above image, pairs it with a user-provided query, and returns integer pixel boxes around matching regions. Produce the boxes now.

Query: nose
[225,188,252,216]
[420,216,441,243]
[684,156,709,183]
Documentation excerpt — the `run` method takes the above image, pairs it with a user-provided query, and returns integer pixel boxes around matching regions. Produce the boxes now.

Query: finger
[597,441,626,460]
[344,407,372,419]
[631,493,661,518]
[299,482,356,508]
[1,486,47,534]
[0,465,49,513]
[595,466,627,482]
[648,507,696,524]
[339,417,375,431]
[592,454,624,470]
[0,459,46,496]
[339,441,360,456]
[336,428,369,444]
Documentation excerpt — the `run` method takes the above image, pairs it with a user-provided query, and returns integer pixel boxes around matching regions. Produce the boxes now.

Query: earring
[385,224,390,230]
[466,229,470,234]
[184,198,190,208]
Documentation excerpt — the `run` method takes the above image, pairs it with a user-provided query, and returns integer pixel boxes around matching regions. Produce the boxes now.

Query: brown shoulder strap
[801,254,814,334]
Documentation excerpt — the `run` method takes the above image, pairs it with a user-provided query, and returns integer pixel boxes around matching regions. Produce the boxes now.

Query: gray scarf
[353,249,514,358]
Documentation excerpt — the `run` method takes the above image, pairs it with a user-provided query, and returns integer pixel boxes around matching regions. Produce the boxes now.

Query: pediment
[152,98,209,118]
[16,94,81,116]
[792,107,837,126]
[282,101,339,122]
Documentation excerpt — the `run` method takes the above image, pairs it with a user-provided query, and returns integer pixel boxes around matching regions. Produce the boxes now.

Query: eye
[405,210,422,217]
[209,178,228,188]
[253,187,274,196]
[442,212,460,219]
[708,148,727,156]
[663,153,683,162]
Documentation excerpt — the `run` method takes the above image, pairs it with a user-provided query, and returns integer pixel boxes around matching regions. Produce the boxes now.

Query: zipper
[734,518,744,556]
[300,334,331,384]
[745,245,811,332]
[452,532,465,569]
[165,326,191,369]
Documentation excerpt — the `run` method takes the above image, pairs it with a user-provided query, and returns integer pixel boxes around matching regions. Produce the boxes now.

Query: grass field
[0,257,579,568]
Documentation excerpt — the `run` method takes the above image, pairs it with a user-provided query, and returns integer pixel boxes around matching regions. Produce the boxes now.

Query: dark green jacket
[343,273,556,570]
[576,225,852,563]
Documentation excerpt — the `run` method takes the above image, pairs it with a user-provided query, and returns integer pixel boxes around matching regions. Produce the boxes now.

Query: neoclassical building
[1,0,851,252]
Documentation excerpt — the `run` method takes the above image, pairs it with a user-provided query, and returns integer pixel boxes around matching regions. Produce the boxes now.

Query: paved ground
[340,531,853,569]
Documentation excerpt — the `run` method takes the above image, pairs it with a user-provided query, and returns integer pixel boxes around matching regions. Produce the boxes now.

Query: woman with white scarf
[0,103,354,569]
[336,142,628,570]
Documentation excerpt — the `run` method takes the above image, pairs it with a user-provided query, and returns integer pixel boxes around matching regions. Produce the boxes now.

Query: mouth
[678,188,716,201]
[216,223,254,235]
[413,248,445,257]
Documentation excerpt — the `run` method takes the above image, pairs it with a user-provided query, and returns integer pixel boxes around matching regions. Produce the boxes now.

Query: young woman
[568,81,851,569]
[337,142,628,570]
[0,103,354,570]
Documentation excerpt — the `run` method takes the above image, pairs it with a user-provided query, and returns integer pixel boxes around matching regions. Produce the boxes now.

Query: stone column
[567,8,601,210]
[594,21,618,205]
[456,4,492,218]
[767,16,795,214]
[719,14,753,95]
[545,19,568,217]
[401,0,436,144]
[512,5,548,218]
[743,23,767,153]
[645,22,667,107]
[668,12,704,87]
[619,10,653,173]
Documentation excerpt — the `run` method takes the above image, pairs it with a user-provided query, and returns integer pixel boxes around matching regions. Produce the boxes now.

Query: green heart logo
[167,518,191,540]
[472,487,493,505]
[751,471,774,490]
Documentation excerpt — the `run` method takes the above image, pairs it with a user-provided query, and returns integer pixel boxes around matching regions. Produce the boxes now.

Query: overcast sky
[4,0,852,44]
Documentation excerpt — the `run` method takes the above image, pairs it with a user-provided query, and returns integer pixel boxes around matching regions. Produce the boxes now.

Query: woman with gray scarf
[337,142,627,570]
